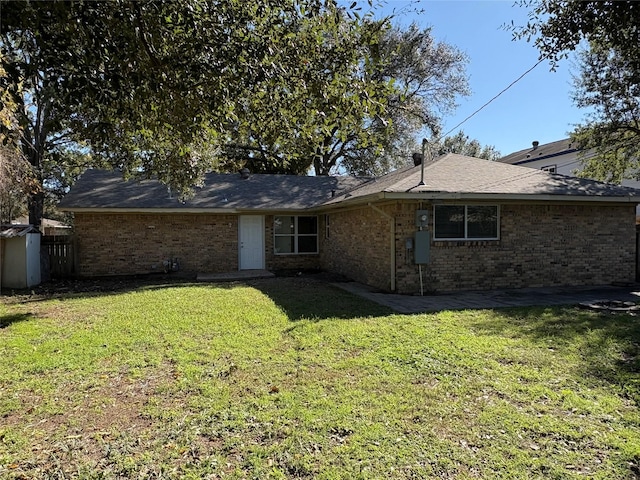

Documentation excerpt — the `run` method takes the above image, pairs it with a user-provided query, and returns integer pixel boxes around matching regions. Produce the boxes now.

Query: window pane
[297,216,317,235]
[298,236,317,253]
[274,216,295,235]
[274,236,294,254]
[467,206,498,238]
[435,205,465,239]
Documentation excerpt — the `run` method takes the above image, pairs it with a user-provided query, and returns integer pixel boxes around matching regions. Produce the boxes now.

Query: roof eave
[58,191,640,215]
[312,192,385,211]
[58,207,242,214]
[58,206,325,214]
[382,192,640,203]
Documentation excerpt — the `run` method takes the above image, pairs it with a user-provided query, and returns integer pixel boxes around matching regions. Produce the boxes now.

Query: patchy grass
[1,277,639,479]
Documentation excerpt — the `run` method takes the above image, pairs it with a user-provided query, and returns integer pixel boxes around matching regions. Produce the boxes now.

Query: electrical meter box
[415,210,429,228]
[414,230,430,264]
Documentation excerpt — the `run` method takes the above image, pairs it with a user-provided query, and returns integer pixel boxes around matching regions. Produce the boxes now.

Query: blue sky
[366,0,586,156]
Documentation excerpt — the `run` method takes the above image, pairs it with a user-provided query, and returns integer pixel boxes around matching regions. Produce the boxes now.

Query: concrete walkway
[333,282,640,313]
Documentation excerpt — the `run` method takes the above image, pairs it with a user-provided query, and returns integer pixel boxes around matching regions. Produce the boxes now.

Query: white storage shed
[0,224,41,290]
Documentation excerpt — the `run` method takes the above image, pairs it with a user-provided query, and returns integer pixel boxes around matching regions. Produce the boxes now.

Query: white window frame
[433,205,500,241]
[274,215,319,255]
[541,164,557,173]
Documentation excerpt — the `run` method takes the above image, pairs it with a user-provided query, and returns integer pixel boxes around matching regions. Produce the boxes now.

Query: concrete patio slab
[333,282,640,314]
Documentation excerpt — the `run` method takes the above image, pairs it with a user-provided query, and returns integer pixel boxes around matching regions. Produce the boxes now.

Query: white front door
[239,215,265,270]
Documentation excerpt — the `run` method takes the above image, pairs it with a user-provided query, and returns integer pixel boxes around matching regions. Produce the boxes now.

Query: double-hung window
[274,216,318,254]
[434,205,499,240]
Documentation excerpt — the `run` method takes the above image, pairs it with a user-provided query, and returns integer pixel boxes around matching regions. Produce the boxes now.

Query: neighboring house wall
[393,202,636,293]
[321,205,394,291]
[509,150,584,176]
[507,149,640,216]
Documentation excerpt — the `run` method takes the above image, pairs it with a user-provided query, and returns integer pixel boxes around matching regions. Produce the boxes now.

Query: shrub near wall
[74,213,238,276]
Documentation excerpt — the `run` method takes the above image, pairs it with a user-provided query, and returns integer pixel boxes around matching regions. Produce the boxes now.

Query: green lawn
[1,277,639,479]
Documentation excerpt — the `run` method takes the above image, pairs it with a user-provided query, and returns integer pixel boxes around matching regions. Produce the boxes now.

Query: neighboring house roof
[326,153,640,206]
[59,155,640,214]
[12,217,72,230]
[58,169,370,212]
[498,138,596,166]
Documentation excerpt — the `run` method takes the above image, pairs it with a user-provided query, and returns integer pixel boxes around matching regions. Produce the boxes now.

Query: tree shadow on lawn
[2,274,391,322]
[1,275,227,303]
[0,312,33,328]
[248,276,392,321]
[471,305,640,404]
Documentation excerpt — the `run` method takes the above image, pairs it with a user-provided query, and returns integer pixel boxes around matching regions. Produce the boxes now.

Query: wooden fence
[41,235,76,278]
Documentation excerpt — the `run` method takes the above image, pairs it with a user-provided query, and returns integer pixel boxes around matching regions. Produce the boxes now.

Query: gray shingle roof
[59,155,640,213]
[325,153,640,205]
[58,169,369,211]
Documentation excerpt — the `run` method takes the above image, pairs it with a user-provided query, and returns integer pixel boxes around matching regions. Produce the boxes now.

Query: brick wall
[74,203,637,292]
[74,213,322,277]
[319,202,635,293]
[74,213,239,276]
[320,205,393,291]
[394,203,637,293]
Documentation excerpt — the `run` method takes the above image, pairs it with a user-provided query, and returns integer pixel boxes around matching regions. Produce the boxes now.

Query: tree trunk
[313,155,325,175]
[23,135,44,230]
[313,137,337,175]
[28,191,44,230]
[23,106,46,230]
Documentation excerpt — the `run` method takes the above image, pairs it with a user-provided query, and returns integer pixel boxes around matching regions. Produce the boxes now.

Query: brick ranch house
[58,153,640,294]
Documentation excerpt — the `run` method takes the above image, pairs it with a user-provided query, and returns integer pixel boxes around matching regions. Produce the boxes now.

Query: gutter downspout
[368,203,396,292]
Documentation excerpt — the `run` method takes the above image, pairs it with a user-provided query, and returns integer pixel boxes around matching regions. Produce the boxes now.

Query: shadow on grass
[0,312,33,328]
[2,276,232,304]
[4,274,391,322]
[250,276,392,321]
[472,306,640,404]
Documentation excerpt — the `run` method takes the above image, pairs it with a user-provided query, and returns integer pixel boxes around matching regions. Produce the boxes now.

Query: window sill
[433,240,500,247]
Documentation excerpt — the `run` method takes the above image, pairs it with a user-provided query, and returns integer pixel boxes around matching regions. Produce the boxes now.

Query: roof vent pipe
[532,140,539,149]
[240,167,250,179]
[331,189,336,198]
[418,138,428,186]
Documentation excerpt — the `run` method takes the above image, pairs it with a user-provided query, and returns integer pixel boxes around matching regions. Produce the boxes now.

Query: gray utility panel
[414,230,430,264]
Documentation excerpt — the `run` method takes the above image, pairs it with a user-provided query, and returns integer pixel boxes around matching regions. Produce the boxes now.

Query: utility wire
[436,57,547,143]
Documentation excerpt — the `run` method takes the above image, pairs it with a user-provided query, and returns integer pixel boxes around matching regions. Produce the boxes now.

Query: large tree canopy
[570,44,640,184]
[0,54,36,224]
[337,23,469,176]
[1,0,470,228]
[512,0,640,67]
[2,0,348,225]
[512,1,640,182]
